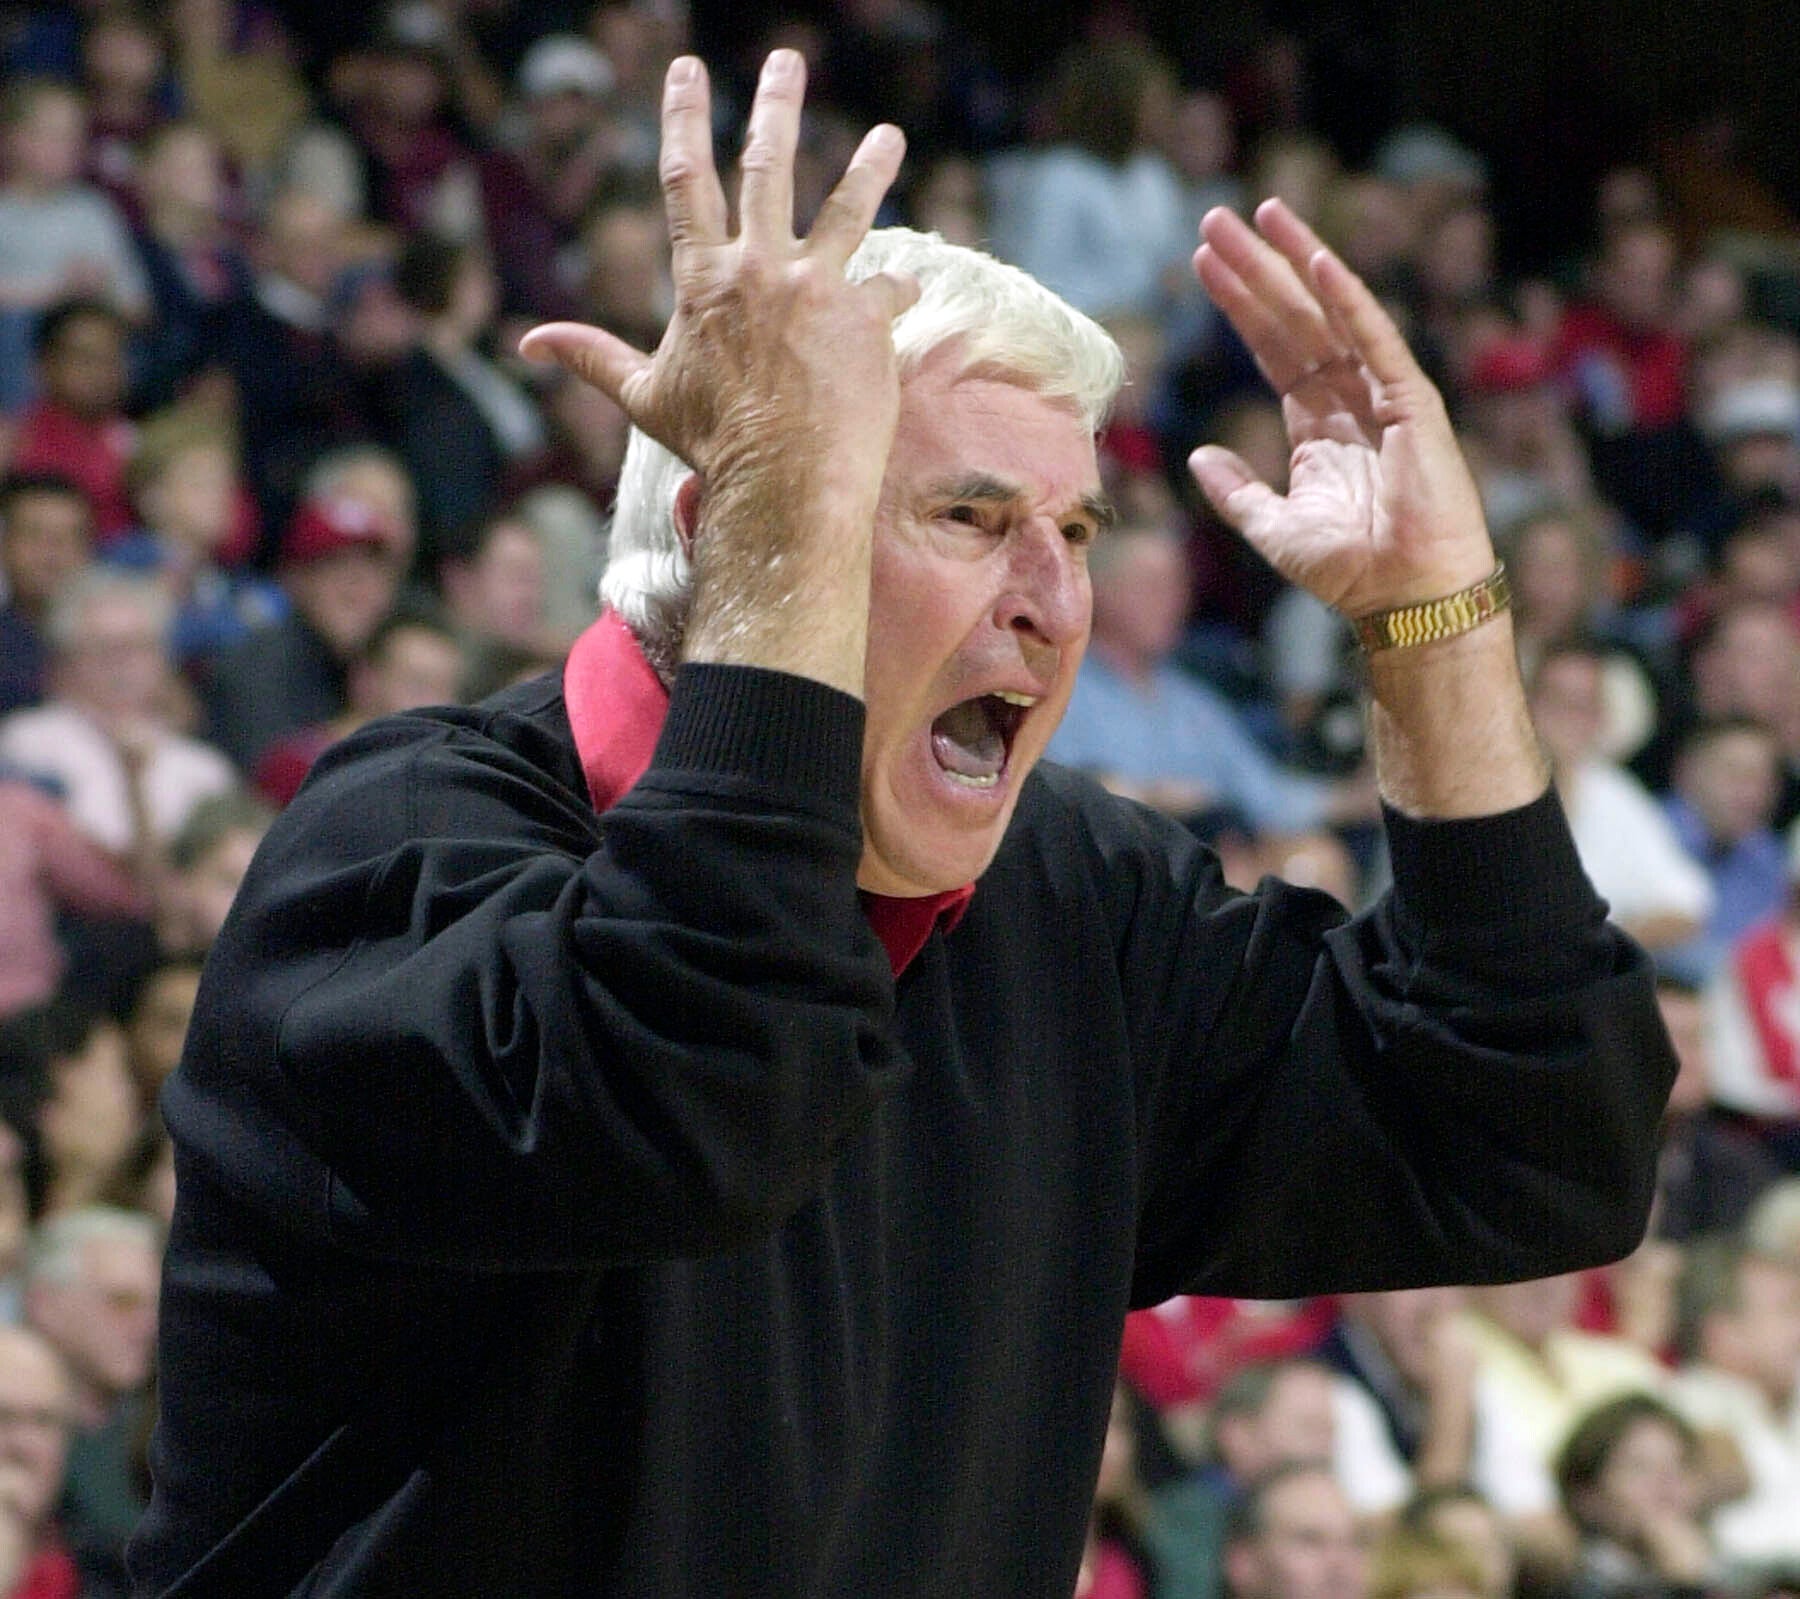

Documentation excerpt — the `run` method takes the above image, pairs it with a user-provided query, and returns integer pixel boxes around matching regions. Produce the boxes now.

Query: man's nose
[993,518,1089,655]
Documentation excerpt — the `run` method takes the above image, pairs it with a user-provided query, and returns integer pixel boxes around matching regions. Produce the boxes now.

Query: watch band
[1351,562,1512,651]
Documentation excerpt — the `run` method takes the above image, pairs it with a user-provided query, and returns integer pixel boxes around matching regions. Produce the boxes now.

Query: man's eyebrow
[1080,491,1118,532]
[927,473,1117,530]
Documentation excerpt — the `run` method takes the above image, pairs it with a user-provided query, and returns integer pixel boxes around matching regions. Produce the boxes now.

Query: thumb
[1188,444,1283,542]
[518,321,650,409]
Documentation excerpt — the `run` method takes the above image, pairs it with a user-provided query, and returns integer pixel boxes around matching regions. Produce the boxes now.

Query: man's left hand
[1189,200,1495,619]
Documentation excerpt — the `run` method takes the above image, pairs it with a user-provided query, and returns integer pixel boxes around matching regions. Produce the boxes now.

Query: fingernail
[766,48,800,80]
[870,124,902,152]
[669,56,698,86]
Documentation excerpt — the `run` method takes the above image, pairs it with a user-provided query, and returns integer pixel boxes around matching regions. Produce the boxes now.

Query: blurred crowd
[0,0,1798,1595]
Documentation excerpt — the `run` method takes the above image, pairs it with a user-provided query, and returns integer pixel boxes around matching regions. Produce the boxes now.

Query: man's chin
[857,788,1021,896]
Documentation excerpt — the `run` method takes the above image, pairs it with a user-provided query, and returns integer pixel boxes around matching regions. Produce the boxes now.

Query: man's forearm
[1365,615,1549,819]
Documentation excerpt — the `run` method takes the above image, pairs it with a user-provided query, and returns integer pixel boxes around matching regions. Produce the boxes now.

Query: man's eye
[1062,523,1096,547]
[941,505,982,525]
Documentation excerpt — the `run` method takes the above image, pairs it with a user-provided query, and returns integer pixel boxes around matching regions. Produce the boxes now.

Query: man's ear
[673,473,702,559]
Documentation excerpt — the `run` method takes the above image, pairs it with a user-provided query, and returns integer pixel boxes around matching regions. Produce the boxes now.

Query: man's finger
[1188,444,1283,547]
[808,124,906,270]
[518,322,652,412]
[1309,247,1427,393]
[1195,244,1313,397]
[737,49,806,243]
[1253,198,1426,393]
[1199,206,1340,373]
[659,57,727,253]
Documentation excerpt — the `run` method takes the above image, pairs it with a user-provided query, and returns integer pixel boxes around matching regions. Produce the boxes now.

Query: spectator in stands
[121,959,200,1119]
[162,0,309,190]
[1690,498,1800,640]
[128,120,253,413]
[1703,821,1800,1149]
[1222,1464,1369,1599]
[1683,600,1800,829]
[1552,219,1712,540]
[1163,90,1243,249]
[1666,1237,1800,1569]
[1460,1274,1668,1473]
[153,792,271,960]
[79,5,172,212]
[0,473,92,718]
[1459,339,1598,541]
[1501,506,1656,761]
[436,510,558,653]
[8,300,137,542]
[205,489,411,769]
[905,155,988,250]
[1528,638,1713,954]
[1048,522,1376,837]
[106,407,286,680]
[385,234,545,558]
[580,178,673,357]
[1317,1289,1556,1527]
[1148,1361,1340,1599]
[1652,979,1782,1243]
[0,769,148,1020]
[1394,1487,1519,1599]
[1663,720,1788,982]
[486,33,616,320]
[4,1004,141,1223]
[0,1324,84,1598]
[5,572,202,834]
[1555,1394,1722,1599]
[23,1207,160,1585]
[0,78,147,411]
[0,571,236,859]
[986,40,1189,320]
[1689,382,1800,559]
[219,186,363,538]
[251,608,465,808]
[1367,1529,1488,1599]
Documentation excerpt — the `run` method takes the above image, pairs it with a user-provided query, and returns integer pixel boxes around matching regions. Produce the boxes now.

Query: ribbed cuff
[1383,785,1598,930]
[652,664,866,813]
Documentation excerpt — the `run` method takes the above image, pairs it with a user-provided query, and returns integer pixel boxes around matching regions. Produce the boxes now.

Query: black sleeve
[1116,787,1676,1305]
[165,665,905,1272]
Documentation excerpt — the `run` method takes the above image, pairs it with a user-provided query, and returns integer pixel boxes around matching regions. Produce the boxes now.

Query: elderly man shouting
[133,49,1673,1599]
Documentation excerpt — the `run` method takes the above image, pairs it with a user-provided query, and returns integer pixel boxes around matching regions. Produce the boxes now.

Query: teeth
[944,770,1000,789]
[992,691,1038,707]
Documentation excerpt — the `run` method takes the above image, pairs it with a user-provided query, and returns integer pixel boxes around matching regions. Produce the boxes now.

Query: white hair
[25,1206,162,1286]
[601,227,1126,674]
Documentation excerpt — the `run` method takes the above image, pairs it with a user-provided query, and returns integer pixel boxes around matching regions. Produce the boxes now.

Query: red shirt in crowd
[9,401,136,542]
[1118,1295,1339,1411]
[1552,302,1689,433]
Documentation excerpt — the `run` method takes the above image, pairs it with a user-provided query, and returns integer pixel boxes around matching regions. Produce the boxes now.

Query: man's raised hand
[519,51,919,693]
[1188,199,1494,620]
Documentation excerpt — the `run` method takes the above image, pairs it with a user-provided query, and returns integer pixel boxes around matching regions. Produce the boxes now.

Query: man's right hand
[521,51,919,698]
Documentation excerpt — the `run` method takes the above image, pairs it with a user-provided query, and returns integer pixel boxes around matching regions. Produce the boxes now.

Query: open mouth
[929,691,1035,789]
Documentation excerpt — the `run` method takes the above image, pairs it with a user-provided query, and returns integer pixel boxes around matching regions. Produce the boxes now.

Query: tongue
[931,698,1005,780]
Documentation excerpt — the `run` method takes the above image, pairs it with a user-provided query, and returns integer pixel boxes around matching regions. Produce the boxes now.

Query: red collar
[563,612,972,976]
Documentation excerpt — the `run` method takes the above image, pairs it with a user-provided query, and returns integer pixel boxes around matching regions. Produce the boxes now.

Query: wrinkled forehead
[891,354,1101,510]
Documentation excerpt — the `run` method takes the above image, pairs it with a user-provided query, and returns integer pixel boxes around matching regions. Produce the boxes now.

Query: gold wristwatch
[1351,563,1512,652]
